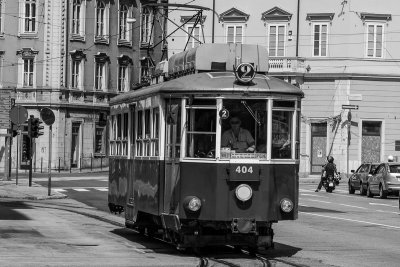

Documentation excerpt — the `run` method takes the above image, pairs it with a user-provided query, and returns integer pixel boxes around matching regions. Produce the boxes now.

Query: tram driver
[221,116,255,153]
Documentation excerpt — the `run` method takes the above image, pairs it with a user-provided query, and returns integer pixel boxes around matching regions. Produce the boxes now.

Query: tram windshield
[184,98,296,160]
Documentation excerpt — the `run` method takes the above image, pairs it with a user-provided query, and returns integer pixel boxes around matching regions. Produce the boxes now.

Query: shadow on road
[0,200,33,220]
[110,227,303,261]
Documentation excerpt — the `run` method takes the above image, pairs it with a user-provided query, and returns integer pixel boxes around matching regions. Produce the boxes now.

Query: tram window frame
[135,107,160,157]
[109,112,129,157]
[220,99,267,159]
[151,107,160,156]
[185,99,217,159]
[110,115,116,156]
[136,110,143,156]
[271,100,296,160]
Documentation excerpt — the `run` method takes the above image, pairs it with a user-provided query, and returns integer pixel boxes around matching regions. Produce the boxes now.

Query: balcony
[268,57,306,73]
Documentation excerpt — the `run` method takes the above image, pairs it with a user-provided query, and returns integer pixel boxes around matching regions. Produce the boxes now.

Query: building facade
[0,0,167,172]
[166,0,400,177]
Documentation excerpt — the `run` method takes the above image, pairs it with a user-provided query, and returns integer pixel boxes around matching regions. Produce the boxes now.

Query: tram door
[164,101,181,213]
[311,123,327,174]
[126,105,137,222]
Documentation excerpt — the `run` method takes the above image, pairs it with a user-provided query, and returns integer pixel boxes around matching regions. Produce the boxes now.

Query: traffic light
[32,117,44,138]
[11,123,18,138]
[28,115,44,138]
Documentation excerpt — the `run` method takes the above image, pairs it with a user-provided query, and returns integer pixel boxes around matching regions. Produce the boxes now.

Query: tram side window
[220,99,267,159]
[109,113,129,156]
[186,99,216,158]
[151,108,160,156]
[110,115,116,156]
[272,100,294,159]
[144,109,151,156]
[136,110,143,156]
[166,102,181,158]
[136,108,159,157]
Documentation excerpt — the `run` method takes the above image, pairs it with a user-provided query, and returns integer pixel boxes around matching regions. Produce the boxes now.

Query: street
[2,175,400,266]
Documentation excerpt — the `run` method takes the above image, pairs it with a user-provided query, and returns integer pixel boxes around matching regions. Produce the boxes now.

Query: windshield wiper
[241,101,261,126]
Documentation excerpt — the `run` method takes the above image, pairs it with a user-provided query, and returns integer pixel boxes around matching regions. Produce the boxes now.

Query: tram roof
[110,72,304,105]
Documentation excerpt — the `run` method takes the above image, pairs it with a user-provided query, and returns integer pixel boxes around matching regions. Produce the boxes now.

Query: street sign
[10,105,28,125]
[40,107,55,126]
[342,104,359,110]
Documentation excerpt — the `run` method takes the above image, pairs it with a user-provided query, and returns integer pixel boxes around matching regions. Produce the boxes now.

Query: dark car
[366,163,400,199]
[348,163,379,195]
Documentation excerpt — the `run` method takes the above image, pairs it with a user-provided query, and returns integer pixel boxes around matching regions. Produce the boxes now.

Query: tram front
[162,69,303,250]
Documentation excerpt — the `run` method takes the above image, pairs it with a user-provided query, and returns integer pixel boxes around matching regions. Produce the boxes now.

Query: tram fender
[161,213,181,231]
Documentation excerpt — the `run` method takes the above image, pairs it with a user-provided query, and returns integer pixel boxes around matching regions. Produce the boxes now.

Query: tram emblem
[235,63,256,84]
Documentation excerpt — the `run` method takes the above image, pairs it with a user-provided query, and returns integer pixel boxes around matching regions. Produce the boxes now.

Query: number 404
[235,166,253,174]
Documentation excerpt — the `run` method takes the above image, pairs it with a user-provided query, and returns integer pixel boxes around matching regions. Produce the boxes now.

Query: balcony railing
[268,57,305,73]
[15,88,114,106]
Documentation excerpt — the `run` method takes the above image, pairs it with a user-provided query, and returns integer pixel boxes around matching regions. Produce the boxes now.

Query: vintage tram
[108,43,303,250]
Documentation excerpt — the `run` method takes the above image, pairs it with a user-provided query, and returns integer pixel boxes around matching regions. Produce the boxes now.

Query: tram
[108,43,303,251]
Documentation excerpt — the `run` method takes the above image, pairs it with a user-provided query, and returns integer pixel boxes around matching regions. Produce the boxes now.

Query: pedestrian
[315,156,338,192]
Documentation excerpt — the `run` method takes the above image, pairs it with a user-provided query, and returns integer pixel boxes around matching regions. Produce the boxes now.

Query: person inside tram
[221,116,255,153]
[315,156,338,192]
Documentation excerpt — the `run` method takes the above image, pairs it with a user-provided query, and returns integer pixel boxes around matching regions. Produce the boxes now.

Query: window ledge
[18,33,39,39]
[70,34,85,42]
[94,36,109,45]
[118,40,133,48]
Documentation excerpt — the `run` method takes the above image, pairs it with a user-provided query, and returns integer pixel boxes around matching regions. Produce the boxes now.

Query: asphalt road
[28,177,400,266]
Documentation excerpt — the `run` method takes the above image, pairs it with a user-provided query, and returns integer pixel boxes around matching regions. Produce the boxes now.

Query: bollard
[91,155,93,171]
[70,157,72,173]
[41,157,43,173]
[80,157,82,172]
[100,156,103,171]
[58,157,61,173]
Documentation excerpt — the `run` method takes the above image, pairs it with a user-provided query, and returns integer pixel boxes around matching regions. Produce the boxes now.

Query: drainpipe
[64,0,70,169]
[296,0,300,57]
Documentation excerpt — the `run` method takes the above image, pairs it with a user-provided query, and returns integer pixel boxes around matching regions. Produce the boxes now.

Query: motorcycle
[322,172,341,193]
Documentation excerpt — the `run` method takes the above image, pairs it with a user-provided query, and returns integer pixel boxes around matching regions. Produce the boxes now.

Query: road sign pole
[16,130,19,185]
[48,125,52,196]
[347,110,352,179]
[3,132,10,181]
[28,116,33,187]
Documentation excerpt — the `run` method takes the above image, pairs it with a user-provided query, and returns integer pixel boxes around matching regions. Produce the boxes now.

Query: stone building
[0,0,167,172]
[166,0,400,177]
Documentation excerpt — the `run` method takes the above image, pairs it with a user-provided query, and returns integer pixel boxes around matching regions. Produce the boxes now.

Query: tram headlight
[235,184,253,202]
[183,196,202,212]
[280,198,293,213]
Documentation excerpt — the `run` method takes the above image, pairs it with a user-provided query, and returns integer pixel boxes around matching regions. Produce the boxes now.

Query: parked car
[348,163,379,195]
[366,163,400,199]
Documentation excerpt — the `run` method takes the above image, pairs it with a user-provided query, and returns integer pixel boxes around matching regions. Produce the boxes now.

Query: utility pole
[342,104,358,178]
[212,0,215,43]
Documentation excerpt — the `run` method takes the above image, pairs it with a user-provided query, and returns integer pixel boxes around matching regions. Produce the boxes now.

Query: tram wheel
[248,246,258,256]
[137,227,145,235]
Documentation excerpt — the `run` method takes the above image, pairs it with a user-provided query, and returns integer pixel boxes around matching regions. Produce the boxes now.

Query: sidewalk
[0,168,109,200]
